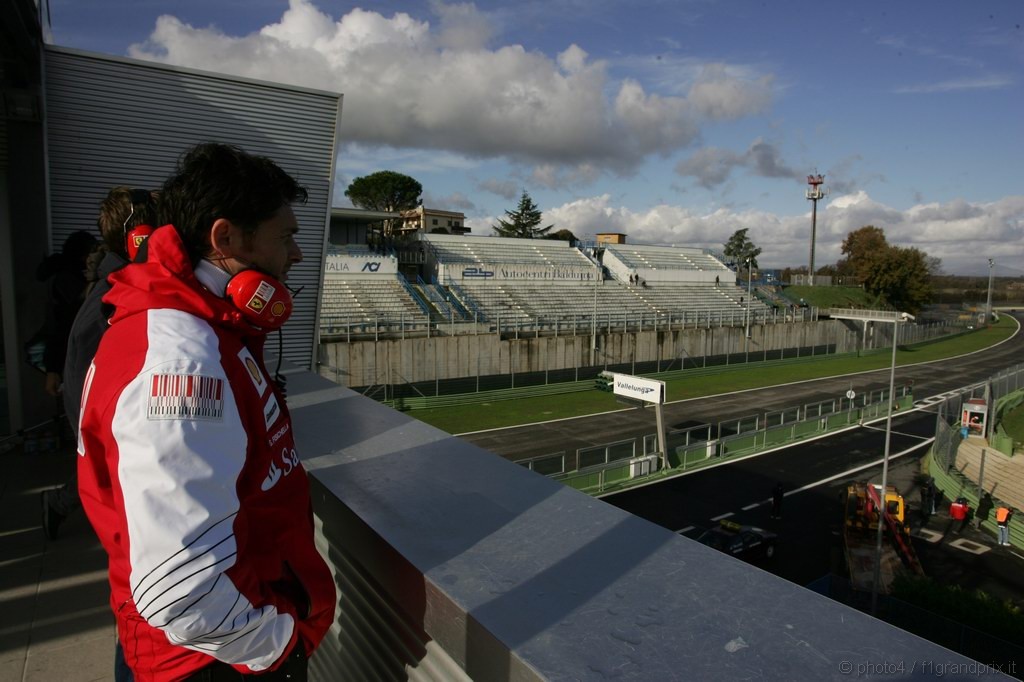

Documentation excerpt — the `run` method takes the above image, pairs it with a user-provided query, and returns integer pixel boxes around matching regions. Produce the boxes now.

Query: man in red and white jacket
[77,143,335,681]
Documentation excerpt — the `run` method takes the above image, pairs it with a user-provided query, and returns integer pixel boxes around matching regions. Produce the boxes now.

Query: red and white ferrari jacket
[77,226,335,681]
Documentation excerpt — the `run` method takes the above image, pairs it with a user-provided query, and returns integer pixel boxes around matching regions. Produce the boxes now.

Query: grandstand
[603,244,730,274]
[320,244,431,334]
[319,235,775,336]
[423,234,770,327]
[426,233,593,267]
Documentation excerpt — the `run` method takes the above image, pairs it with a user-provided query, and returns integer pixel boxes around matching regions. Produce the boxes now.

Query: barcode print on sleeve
[147,374,225,421]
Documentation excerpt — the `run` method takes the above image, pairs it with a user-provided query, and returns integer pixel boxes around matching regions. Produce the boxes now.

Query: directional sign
[612,374,666,405]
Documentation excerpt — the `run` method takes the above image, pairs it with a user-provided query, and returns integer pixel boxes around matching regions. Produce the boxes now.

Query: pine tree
[723,228,762,272]
[492,190,553,238]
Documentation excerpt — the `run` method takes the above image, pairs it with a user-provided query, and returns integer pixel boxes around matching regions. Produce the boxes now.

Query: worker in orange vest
[996,506,1014,546]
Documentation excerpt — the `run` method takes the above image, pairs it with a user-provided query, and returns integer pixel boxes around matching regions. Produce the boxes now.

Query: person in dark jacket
[34,230,97,396]
[770,482,785,520]
[41,187,157,541]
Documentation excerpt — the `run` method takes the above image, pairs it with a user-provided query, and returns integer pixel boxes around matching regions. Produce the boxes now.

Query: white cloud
[893,75,1013,94]
[477,178,520,200]
[529,162,603,189]
[424,190,476,212]
[128,0,773,172]
[674,138,799,189]
[687,64,773,120]
[536,192,1024,275]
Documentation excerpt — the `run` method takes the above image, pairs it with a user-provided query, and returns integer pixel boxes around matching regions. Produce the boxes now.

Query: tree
[723,228,761,271]
[345,171,422,235]
[493,190,552,238]
[837,225,934,314]
[545,228,578,244]
[865,246,934,314]
[837,225,887,280]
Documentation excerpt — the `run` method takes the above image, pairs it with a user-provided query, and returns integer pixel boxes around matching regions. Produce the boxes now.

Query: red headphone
[225,269,293,330]
[125,189,155,261]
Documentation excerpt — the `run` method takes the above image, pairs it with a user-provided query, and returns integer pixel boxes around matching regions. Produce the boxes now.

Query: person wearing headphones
[42,187,158,541]
[77,143,335,681]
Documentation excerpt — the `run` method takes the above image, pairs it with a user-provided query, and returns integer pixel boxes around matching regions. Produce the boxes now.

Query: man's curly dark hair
[158,143,308,264]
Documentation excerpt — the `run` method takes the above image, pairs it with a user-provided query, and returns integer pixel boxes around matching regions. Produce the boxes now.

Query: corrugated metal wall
[42,46,341,369]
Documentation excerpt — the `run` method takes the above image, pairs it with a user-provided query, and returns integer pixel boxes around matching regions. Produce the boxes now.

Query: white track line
[699,439,935,523]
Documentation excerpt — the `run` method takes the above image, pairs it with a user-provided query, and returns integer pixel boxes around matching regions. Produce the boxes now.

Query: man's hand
[45,372,62,396]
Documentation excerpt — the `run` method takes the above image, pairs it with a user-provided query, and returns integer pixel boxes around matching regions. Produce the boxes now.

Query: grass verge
[410,317,1017,434]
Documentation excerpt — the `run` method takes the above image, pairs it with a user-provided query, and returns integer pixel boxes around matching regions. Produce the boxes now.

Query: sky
[46,0,1023,276]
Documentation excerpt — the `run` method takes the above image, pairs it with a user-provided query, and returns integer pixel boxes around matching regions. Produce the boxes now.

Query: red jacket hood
[103,225,264,336]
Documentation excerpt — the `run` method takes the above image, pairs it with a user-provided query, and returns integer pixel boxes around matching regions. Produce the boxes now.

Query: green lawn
[783,285,881,309]
[1002,403,1024,443]
[410,317,1017,434]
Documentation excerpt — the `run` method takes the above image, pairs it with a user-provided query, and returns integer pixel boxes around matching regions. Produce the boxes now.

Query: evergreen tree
[723,228,762,271]
[493,190,553,238]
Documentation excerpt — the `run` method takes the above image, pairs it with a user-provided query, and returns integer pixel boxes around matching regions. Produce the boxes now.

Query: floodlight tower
[805,173,828,287]
[985,258,995,325]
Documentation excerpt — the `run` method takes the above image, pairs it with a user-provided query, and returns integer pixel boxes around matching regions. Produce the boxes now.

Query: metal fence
[539,386,913,494]
[321,308,970,343]
[351,342,842,402]
[321,306,819,342]
[932,362,1024,470]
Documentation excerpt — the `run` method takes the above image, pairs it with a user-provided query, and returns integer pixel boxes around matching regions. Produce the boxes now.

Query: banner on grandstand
[326,254,397,275]
[456,263,596,281]
[612,373,665,404]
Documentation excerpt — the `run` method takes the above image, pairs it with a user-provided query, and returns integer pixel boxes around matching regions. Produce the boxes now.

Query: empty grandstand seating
[452,279,771,325]
[426,234,594,267]
[320,276,430,332]
[321,236,776,335]
[605,245,730,272]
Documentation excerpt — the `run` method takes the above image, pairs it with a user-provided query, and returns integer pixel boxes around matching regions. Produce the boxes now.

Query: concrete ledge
[285,368,988,680]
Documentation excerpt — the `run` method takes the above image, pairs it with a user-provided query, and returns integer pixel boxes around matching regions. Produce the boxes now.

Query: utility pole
[806,174,828,287]
[985,258,995,326]
[744,256,753,352]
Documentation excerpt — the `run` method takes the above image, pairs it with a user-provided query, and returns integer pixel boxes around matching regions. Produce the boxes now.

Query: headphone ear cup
[125,225,154,261]
[225,269,293,329]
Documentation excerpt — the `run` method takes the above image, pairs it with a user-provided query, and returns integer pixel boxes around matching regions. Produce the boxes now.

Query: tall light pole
[985,258,995,326]
[744,256,753,352]
[869,311,914,615]
[591,259,600,366]
[806,174,828,287]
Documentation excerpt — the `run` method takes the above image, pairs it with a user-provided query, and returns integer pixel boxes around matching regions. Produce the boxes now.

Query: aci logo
[361,262,381,272]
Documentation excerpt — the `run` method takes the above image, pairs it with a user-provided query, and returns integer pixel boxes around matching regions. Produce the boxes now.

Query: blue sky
[46,1,1023,275]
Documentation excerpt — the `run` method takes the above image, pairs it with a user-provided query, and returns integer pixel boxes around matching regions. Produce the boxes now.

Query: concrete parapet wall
[282,366,985,680]
[321,320,858,388]
[955,438,1024,509]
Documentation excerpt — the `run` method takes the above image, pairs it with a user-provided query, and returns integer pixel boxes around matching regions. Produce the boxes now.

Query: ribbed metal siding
[43,46,341,369]
[309,484,473,682]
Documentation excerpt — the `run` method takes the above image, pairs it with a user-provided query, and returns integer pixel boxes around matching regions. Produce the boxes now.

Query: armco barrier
[559,393,914,495]
[386,379,592,409]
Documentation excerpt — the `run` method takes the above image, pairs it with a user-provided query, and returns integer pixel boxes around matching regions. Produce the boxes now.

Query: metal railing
[543,387,913,494]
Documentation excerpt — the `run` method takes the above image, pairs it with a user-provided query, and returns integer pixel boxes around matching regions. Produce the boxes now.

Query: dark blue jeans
[115,641,134,682]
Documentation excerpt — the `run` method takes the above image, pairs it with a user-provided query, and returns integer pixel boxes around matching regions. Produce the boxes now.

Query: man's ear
[209,218,238,258]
